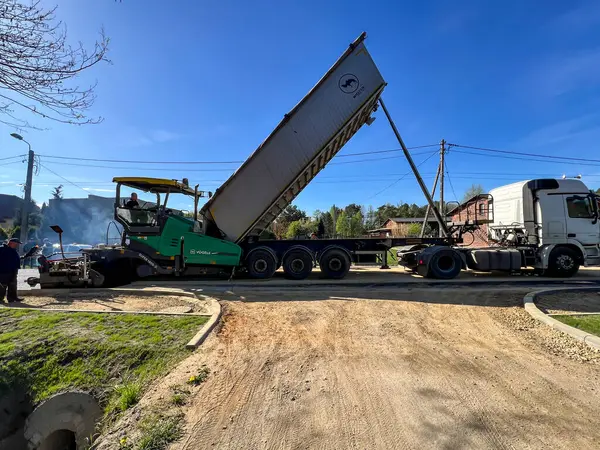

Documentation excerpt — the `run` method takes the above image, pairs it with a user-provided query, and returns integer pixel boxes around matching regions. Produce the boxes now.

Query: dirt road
[137,286,597,450]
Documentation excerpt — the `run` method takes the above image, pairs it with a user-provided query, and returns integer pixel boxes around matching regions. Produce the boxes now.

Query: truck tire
[247,249,277,279]
[547,247,580,278]
[283,250,313,280]
[319,248,351,279]
[427,249,462,279]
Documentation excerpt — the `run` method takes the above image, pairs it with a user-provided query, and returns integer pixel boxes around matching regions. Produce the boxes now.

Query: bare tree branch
[0,0,110,129]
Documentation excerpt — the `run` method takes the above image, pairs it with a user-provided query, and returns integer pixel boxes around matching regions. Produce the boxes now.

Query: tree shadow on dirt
[9,292,127,311]
[203,286,527,308]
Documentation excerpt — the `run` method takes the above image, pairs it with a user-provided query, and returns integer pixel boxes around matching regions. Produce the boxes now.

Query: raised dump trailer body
[201,33,386,243]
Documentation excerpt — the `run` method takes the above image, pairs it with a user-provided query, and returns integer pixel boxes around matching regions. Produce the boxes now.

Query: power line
[38,154,245,165]
[39,163,90,193]
[336,144,438,158]
[444,162,459,203]
[367,151,438,200]
[40,160,237,172]
[450,143,600,163]
[0,160,24,167]
[36,144,439,165]
[0,154,25,162]
[451,149,600,167]
[38,149,436,171]
[330,149,434,165]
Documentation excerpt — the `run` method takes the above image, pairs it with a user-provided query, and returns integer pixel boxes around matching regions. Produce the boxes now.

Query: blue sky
[2,0,600,214]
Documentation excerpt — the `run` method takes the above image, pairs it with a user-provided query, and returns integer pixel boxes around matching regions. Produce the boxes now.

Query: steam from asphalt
[41,200,122,246]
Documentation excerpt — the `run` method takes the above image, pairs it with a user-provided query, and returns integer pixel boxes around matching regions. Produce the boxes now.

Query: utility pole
[439,139,445,237]
[10,133,34,252]
[420,161,441,238]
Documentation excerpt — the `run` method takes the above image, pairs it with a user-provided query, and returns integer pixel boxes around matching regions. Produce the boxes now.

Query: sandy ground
[536,290,600,315]
[1,292,209,314]
[98,286,600,450]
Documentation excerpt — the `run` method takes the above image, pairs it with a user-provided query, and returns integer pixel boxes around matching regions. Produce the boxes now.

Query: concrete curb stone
[186,296,222,349]
[523,287,600,351]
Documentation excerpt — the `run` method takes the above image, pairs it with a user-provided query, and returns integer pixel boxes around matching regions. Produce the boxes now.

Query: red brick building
[446,194,491,248]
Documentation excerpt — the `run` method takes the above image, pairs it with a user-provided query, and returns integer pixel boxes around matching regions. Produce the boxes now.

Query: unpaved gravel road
[96,286,600,450]
[135,286,598,450]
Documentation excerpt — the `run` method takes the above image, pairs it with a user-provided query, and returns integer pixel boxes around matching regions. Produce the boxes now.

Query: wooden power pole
[439,139,446,237]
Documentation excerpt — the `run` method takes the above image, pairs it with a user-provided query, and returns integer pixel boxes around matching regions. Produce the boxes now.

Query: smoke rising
[41,197,122,245]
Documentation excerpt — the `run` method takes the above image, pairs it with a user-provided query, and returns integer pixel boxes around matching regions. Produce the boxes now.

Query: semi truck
[29,33,600,288]
[398,178,600,278]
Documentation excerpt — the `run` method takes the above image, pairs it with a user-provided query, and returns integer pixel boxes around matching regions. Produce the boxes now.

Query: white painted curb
[186,297,222,349]
[523,287,600,351]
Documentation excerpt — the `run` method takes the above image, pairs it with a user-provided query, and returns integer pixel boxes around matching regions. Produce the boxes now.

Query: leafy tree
[285,220,316,239]
[314,209,334,237]
[27,212,42,228]
[279,205,306,223]
[0,0,109,128]
[462,184,485,203]
[336,211,364,237]
[271,221,287,240]
[51,184,64,200]
[364,205,377,231]
[406,223,422,237]
[344,203,362,217]
[317,220,325,238]
[0,225,19,239]
[274,205,308,238]
[335,211,349,237]
[259,227,276,240]
[350,211,365,237]
[596,188,600,195]
[328,205,342,237]
[375,203,400,226]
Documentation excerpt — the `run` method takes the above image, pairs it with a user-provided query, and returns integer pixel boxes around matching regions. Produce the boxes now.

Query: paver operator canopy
[113,177,202,196]
[112,177,212,235]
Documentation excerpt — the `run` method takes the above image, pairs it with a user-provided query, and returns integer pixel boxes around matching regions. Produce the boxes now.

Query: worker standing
[0,238,23,303]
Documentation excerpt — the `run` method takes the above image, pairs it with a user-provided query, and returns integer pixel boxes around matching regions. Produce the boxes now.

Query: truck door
[564,195,600,245]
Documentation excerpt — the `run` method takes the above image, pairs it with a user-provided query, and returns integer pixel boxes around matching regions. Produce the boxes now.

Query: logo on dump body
[339,74,359,94]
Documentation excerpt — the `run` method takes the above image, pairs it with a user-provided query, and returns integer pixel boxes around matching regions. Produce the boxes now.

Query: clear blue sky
[2,0,600,214]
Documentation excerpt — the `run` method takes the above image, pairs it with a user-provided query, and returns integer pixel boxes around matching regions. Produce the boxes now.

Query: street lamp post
[10,133,34,252]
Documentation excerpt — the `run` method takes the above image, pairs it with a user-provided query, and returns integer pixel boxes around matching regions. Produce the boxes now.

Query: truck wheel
[283,250,313,280]
[247,249,277,279]
[319,248,351,279]
[547,247,580,278]
[428,249,462,279]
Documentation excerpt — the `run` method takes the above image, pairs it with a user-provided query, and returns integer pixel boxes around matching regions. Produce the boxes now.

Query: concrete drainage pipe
[24,392,101,450]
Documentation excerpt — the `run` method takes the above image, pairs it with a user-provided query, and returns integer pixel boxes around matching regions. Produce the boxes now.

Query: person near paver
[0,238,23,303]
[125,192,139,208]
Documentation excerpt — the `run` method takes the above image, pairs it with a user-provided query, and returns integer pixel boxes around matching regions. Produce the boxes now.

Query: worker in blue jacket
[0,238,23,303]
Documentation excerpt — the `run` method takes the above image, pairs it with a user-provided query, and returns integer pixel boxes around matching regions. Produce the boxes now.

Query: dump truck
[29,33,600,288]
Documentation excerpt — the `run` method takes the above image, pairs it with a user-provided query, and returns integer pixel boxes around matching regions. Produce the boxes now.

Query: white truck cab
[487,178,600,275]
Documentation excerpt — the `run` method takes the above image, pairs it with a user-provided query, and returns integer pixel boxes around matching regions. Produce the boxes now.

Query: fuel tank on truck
[201,32,386,243]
